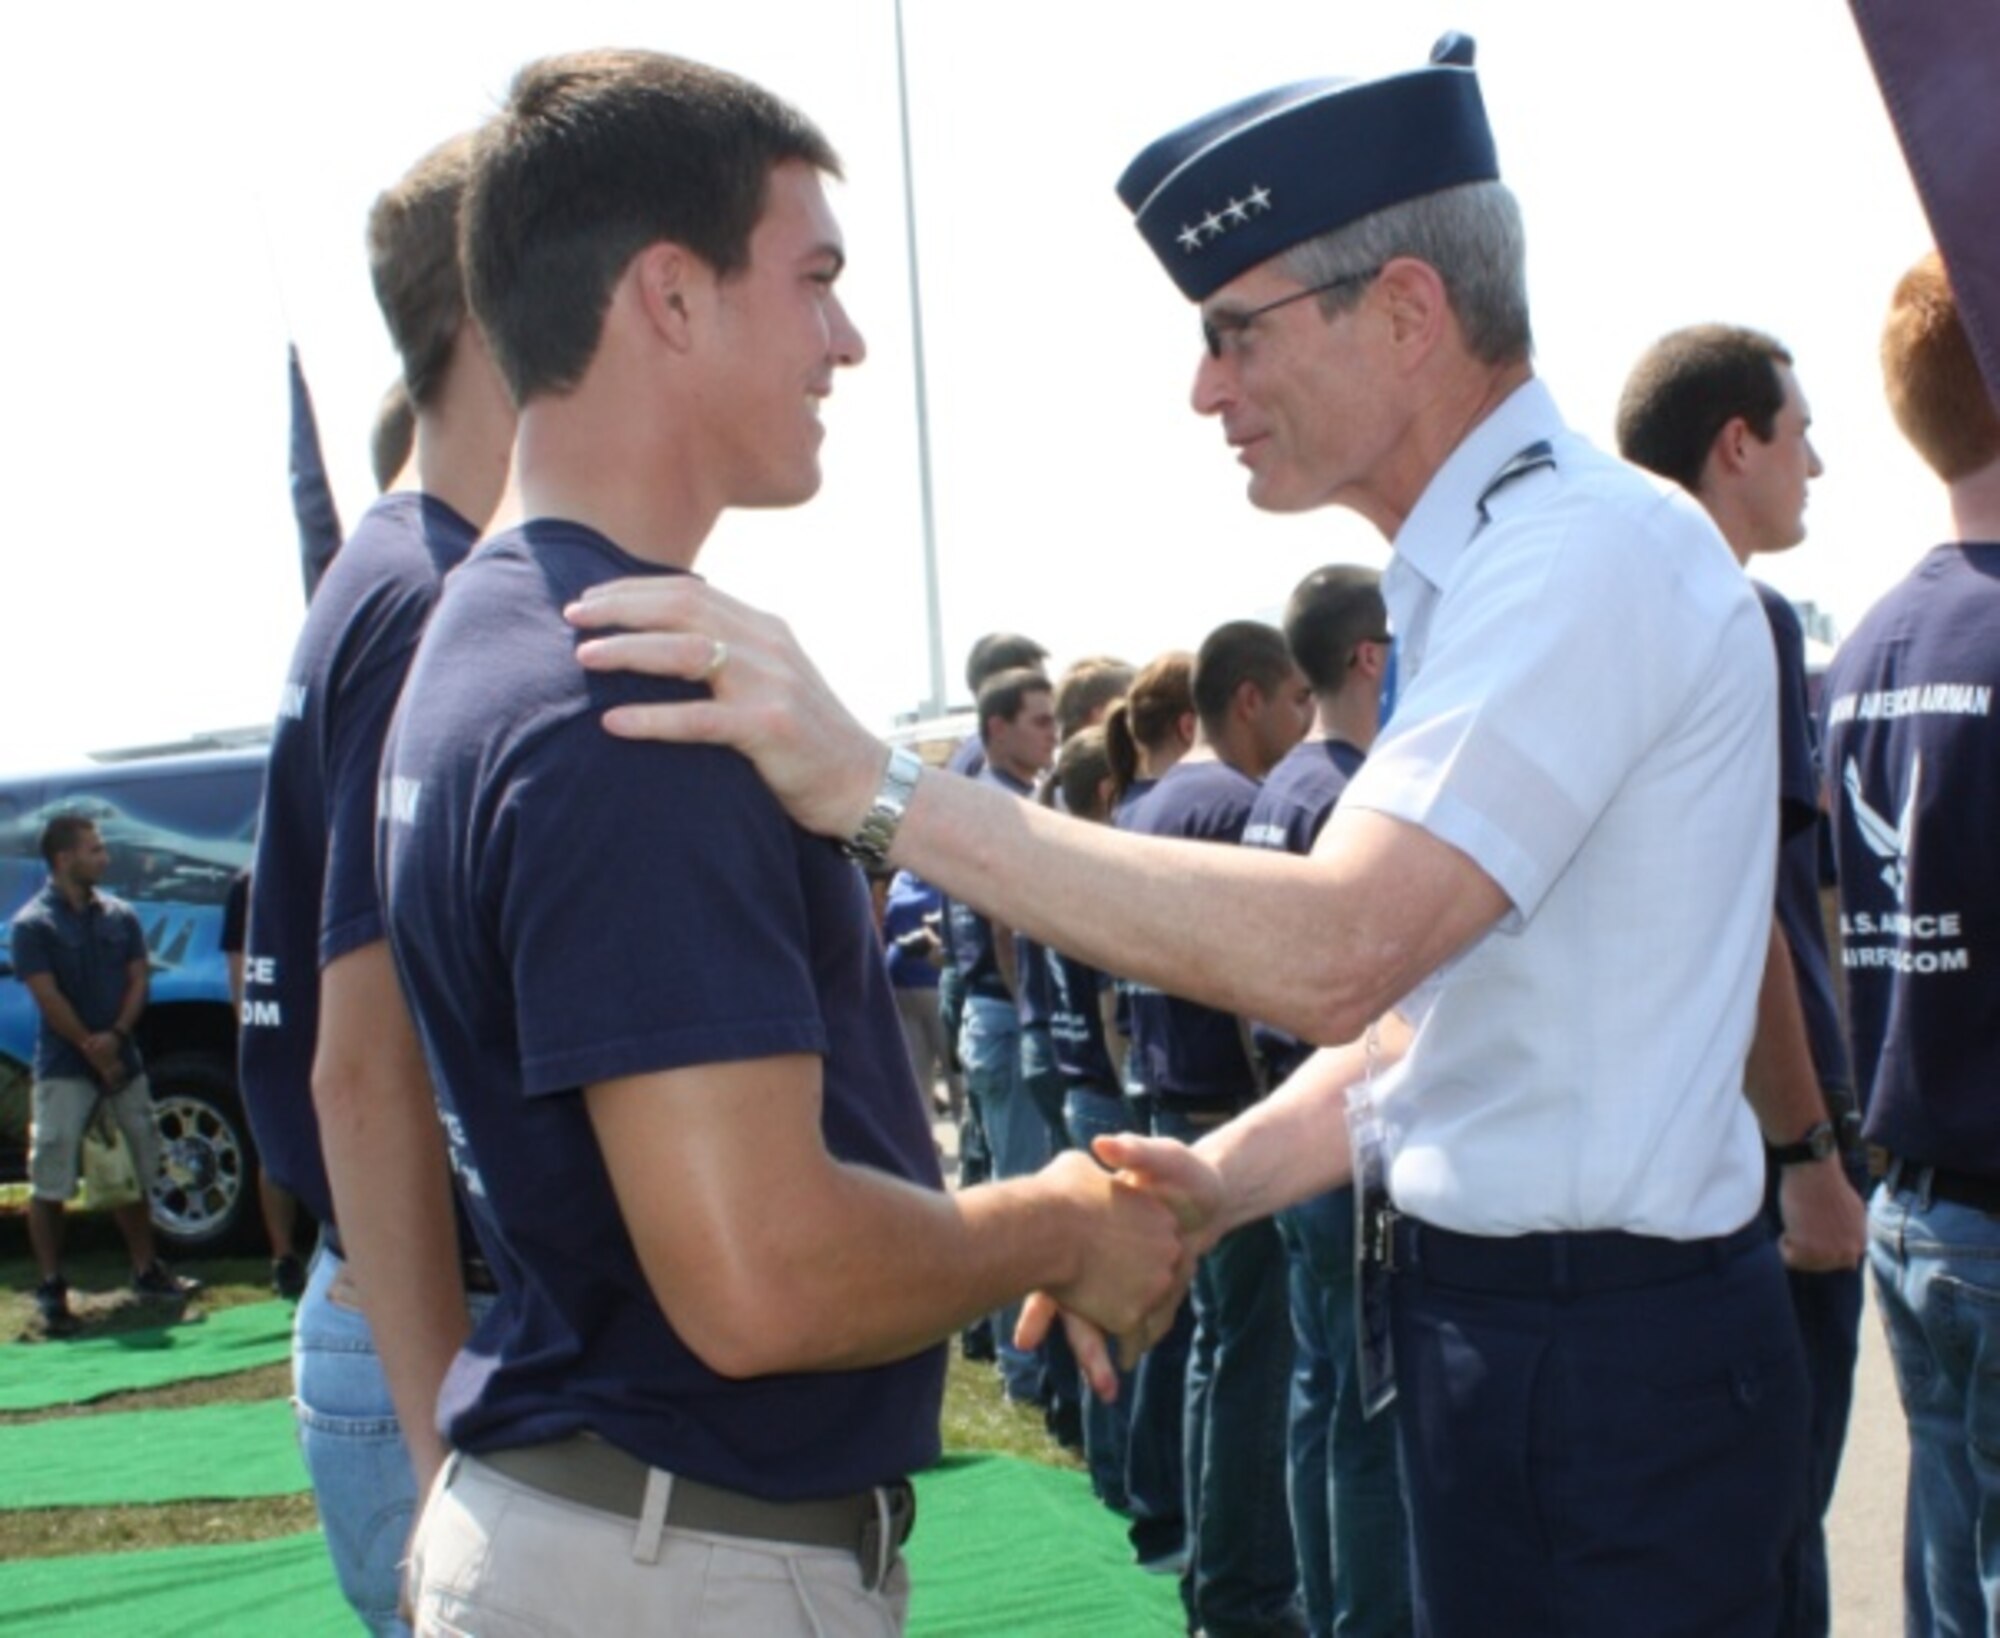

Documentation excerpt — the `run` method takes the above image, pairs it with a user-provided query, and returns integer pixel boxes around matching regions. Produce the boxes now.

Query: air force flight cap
[1116,33,1498,302]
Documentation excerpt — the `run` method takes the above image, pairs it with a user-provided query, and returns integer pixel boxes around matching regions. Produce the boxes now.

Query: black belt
[1388,1216,1771,1297]
[1881,1155,2000,1215]
[477,1437,916,1592]
[319,1224,499,1296]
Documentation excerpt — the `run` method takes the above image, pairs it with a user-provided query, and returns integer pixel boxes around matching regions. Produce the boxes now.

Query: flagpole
[894,0,950,718]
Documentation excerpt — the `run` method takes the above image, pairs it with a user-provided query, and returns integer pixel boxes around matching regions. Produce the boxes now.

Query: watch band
[842,746,923,871]
[1769,1119,1836,1167]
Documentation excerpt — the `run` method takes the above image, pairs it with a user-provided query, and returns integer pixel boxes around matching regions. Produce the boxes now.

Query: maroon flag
[1850,0,2000,405]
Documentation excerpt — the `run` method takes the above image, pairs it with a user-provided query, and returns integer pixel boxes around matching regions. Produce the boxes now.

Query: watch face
[1809,1124,1837,1161]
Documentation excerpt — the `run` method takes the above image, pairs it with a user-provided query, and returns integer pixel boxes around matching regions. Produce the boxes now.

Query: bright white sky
[0,0,1941,773]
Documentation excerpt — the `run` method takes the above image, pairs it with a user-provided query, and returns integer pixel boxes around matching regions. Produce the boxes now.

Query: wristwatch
[842,746,923,871]
[1769,1119,1837,1167]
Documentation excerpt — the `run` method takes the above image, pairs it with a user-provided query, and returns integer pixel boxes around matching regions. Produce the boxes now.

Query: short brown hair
[976,668,1051,746]
[1193,621,1295,738]
[40,814,97,869]
[1283,566,1386,694]
[368,132,478,410]
[465,50,840,404]
[1053,656,1135,743]
[1881,251,2000,483]
[1615,325,1793,492]
[1045,724,1114,821]
[965,632,1047,694]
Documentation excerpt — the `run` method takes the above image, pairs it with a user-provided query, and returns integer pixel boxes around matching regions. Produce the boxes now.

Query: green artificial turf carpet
[0,1302,293,1412]
[0,1399,305,1509]
[902,1453,1184,1634]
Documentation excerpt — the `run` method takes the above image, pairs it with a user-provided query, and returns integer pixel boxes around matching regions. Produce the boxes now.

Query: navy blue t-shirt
[944,765,1030,999]
[1756,583,1851,1099]
[239,492,480,1224]
[10,884,147,1081]
[380,519,945,1499]
[1115,759,1261,1101]
[1015,932,1056,1030]
[881,870,942,992]
[1047,947,1120,1092]
[1821,543,2000,1170]
[1242,737,1364,1083]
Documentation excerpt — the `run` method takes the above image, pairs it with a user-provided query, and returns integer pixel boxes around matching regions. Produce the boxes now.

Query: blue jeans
[960,994,1050,1402]
[1870,1170,2000,1636]
[1066,1084,1137,1511]
[1124,1090,1192,1565]
[1276,1187,1410,1638]
[295,1243,496,1638]
[1156,1101,1303,1637]
[294,1243,420,1638]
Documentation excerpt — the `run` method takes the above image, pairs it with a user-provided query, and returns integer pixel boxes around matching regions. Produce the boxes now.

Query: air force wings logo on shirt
[1843,754,1920,902]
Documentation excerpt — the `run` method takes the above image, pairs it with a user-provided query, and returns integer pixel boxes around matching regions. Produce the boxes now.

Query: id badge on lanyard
[1347,1020,1398,1418]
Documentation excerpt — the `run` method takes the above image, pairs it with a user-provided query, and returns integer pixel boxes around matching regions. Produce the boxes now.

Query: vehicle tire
[145,1052,262,1257]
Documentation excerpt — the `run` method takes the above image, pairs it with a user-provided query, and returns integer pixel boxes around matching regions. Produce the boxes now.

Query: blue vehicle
[0,743,267,1254]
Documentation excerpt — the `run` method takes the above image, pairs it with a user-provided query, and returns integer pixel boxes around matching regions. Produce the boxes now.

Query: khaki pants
[409,1452,909,1637]
[29,1074,158,1202]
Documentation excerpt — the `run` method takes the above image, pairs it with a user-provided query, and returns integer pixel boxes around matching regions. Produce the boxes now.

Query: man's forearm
[1196,1029,1389,1237]
[112,964,147,1040]
[891,776,1501,1051]
[314,944,470,1490]
[24,975,100,1056]
[588,1061,1185,1382]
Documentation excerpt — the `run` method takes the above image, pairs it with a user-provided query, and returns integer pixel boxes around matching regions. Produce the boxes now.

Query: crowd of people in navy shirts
[876,594,1414,1637]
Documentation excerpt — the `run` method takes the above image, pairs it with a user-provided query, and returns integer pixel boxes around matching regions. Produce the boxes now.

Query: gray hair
[1281,180,1532,366]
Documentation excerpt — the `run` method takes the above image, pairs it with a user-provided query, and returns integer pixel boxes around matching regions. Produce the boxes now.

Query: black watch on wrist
[1769,1119,1837,1167]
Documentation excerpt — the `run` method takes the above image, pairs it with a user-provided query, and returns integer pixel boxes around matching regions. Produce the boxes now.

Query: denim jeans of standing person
[959,993,1050,1403]
[1065,1083,1137,1511]
[1276,1186,1411,1638]
[1764,1153,1868,1638]
[1155,1100,1304,1638]
[1022,1021,1083,1440]
[296,1241,416,1636]
[296,1241,495,1637]
[1870,1166,2000,1636]
[1123,1090,1191,1570]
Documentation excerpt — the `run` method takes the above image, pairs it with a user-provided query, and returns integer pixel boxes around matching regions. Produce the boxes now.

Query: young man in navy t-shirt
[1617,324,1867,1638]
[950,666,1059,1407]
[241,128,516,1638]
[1821,251,2000,1638]
[239,129,515,1637]
[1242,567,1410,1638]
[1119,619,1309,1637]
[380,52,1183,1635]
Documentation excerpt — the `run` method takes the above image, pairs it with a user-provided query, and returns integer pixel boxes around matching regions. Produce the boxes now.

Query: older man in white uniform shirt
[564,36,1811,1637]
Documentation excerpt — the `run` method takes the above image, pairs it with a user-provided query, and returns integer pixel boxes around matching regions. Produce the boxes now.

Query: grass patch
[1,1204,273,1343]
[0,1494,319,1562]
[942,1348,1083,1470]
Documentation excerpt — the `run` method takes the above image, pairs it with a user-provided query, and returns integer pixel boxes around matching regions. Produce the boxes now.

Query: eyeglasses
[1201,267,1382,360]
